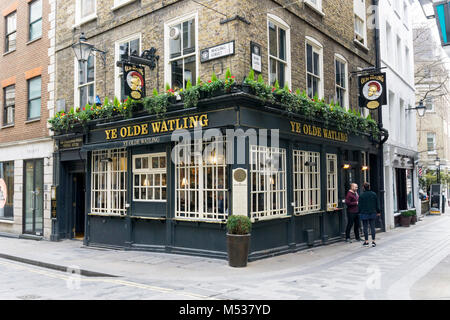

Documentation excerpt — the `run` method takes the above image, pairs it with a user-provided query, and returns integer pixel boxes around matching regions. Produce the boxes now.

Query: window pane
[184,56,196,87]
[88,84,95,104]
[79,86,87,107]
[119,42,129,60]
[87,56,95,83]
[29,77,42,100]
[270,58,277,86]
[171,59,183,90]
[6,13,16,33]
[279,28,286,61]
[30,0,42,22]
[30,19,42,40]
[269,21,277,57]
[129,38,140,56]
[183,19,195,54]
[278,61,285,88]
[313,52,319,76]
[170,23,182,58]
[6,33,16,52]
[28,98,41,119]
[81,0,95,18]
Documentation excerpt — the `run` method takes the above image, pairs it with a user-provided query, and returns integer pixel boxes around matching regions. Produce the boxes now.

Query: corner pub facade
[53,0,381,260]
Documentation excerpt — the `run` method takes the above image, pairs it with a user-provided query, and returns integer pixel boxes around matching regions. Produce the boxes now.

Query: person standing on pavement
[358,182,381,247]
[345,183,361,243]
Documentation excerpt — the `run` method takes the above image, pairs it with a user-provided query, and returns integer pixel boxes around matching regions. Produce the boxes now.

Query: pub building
[53,90,381,260]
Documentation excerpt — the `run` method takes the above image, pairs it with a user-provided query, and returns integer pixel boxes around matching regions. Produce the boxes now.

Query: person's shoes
[345,239,352,243]
[372,242,376,247]
[363,241,369,247]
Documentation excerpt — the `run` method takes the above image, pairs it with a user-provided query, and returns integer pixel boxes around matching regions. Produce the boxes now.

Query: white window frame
[326,154,338,211]
[164,12,199,90]
[305,0,324,15]
[334,54,349,110]
[293,150,321,215]
[175,138,229,222]
[267,14,291,88]
[250,145,287,221]
[91,148,128,216]
[112,0,137,11]
[114,33,142,100]
[74,55,96,108]
[353,0,367,46]
[74,0,97,27]
[427,132,436,153]
[305,36,324,99]
[362,151,369,184]
[425,96,434,112]
[133,153,167,202]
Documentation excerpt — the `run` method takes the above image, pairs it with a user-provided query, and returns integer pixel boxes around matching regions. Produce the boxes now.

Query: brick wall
[55,0,376,112]
[0,0,51,144]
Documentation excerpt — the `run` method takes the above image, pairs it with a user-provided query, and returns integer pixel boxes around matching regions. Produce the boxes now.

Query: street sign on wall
[200,41,235,63]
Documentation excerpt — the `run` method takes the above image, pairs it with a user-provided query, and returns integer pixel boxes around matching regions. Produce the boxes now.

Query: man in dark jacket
[358,182,381,247]
[345,183,360,243]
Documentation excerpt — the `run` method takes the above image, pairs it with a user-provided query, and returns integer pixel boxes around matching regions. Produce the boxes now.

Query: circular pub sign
[0,178,7,209]
[123,62,146,100]
[359,73,387,110]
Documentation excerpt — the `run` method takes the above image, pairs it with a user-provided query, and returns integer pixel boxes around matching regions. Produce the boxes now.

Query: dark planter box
[411,215,417,225]
[168,96,177,105]
[227,233,250,268]
[210,88,225,97]
[241,84,255,95]
[400,215,412,227]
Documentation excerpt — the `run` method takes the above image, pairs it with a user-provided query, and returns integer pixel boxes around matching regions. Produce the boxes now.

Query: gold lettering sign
[105,114,209,140]
[290,121,348,143]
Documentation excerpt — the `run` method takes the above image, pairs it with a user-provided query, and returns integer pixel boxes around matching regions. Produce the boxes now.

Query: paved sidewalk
[1,212,450,299]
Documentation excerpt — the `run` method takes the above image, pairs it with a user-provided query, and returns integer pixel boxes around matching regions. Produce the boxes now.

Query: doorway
[23,159,44,235]
[71,173,85,240]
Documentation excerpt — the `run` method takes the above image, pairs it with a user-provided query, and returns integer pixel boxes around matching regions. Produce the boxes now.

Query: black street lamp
[406,100,427,117]
[71,32,106,66]
[435,156,441,184]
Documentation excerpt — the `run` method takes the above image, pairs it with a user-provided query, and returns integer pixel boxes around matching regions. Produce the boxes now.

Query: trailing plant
[182,80,200,109]
[226,215,252,235]
[143,89,168,116]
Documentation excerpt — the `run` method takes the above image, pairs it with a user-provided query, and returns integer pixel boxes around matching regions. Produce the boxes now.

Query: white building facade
[378,0,420,229]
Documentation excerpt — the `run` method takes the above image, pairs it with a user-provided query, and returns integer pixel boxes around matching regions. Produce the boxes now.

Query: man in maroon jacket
[345,183,361,243]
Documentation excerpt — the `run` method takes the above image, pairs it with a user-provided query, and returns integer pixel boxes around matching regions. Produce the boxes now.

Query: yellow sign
[289,121,348,143]
[105,114,209,140]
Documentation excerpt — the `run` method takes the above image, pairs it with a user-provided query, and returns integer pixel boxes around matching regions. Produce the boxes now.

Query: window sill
[131,216,166,221]
[26,36,42,46]
[88,213,126,217]
[304,1,325,17]
[111,0,137,11]
[354,39,369,51]
[0,219,14,224]
[173,218,227,224]
[3,49,16,57]
[25,118,40,124]
[72,15,98,29]
[1,124,14,129]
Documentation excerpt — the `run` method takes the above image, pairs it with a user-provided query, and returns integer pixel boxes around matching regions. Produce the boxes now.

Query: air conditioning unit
[169,27,181,40]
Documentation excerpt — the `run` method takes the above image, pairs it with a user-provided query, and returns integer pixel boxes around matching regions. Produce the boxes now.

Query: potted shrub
[205,72,224,97]
[181,80,200,109]
[165,83,177,105]
[242,69,256,94]
[224,68,237,93]
[410,209,417,225]
[226,215,252,268]
[400,210,412,227]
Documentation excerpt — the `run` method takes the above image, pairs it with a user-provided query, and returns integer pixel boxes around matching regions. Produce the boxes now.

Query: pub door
[23,159,44,236]
[71,173,86,239]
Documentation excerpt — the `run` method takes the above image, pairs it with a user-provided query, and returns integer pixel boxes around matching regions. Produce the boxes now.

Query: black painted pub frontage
[52,94,380,260]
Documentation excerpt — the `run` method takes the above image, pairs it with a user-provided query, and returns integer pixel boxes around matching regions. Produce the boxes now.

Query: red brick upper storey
[0,0,50,144]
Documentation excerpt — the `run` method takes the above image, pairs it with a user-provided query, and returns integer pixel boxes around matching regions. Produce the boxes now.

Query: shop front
[53,94,380,260]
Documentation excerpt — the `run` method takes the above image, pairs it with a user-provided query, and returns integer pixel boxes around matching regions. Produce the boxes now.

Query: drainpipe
[373,0,387,232]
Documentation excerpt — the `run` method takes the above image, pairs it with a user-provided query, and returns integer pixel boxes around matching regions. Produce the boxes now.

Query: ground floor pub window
[133,153,167,201]
[250,145,287,220]
[91,148,127,215]
[362,151,369,183]
[326,153,338,210]
[293,150,320,215]
[0,161,14,219]
[175,138,228,221]
[406,169,414,209]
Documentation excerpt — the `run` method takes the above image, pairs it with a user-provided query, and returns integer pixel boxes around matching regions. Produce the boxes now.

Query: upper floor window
[427,132,436,152]
[115,34,141,101]
[75,55,95,107]
[268,15,290,88]
[305,0,323,12]
[76,0,96,25]
[28,76,41,120]
[29,0,42,41]
[5,12,16,52]
[425,97,434,112]
[3,85,14,126]
[335,55,348,109]
[354,0,367,46]
[306,37,323,99]
[165,14,197,91]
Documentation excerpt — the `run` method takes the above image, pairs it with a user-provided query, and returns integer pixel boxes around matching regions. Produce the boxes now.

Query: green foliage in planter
[143,89,168,116]
[400,210,413,217]
[203,71,224,94]
[224,68,236,92]
[182,80,200,109]
[227,215,252,235]
[410,209,417,216]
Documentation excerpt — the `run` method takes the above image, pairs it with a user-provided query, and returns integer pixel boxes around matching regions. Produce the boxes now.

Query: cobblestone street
[1,213,449,300]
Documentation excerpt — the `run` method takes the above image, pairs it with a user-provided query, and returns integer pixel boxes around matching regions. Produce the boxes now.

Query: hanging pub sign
[123,62,145,100]
[359,72,387,110]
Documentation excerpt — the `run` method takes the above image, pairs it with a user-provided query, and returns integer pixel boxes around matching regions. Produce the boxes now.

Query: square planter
[400,215,412,227]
